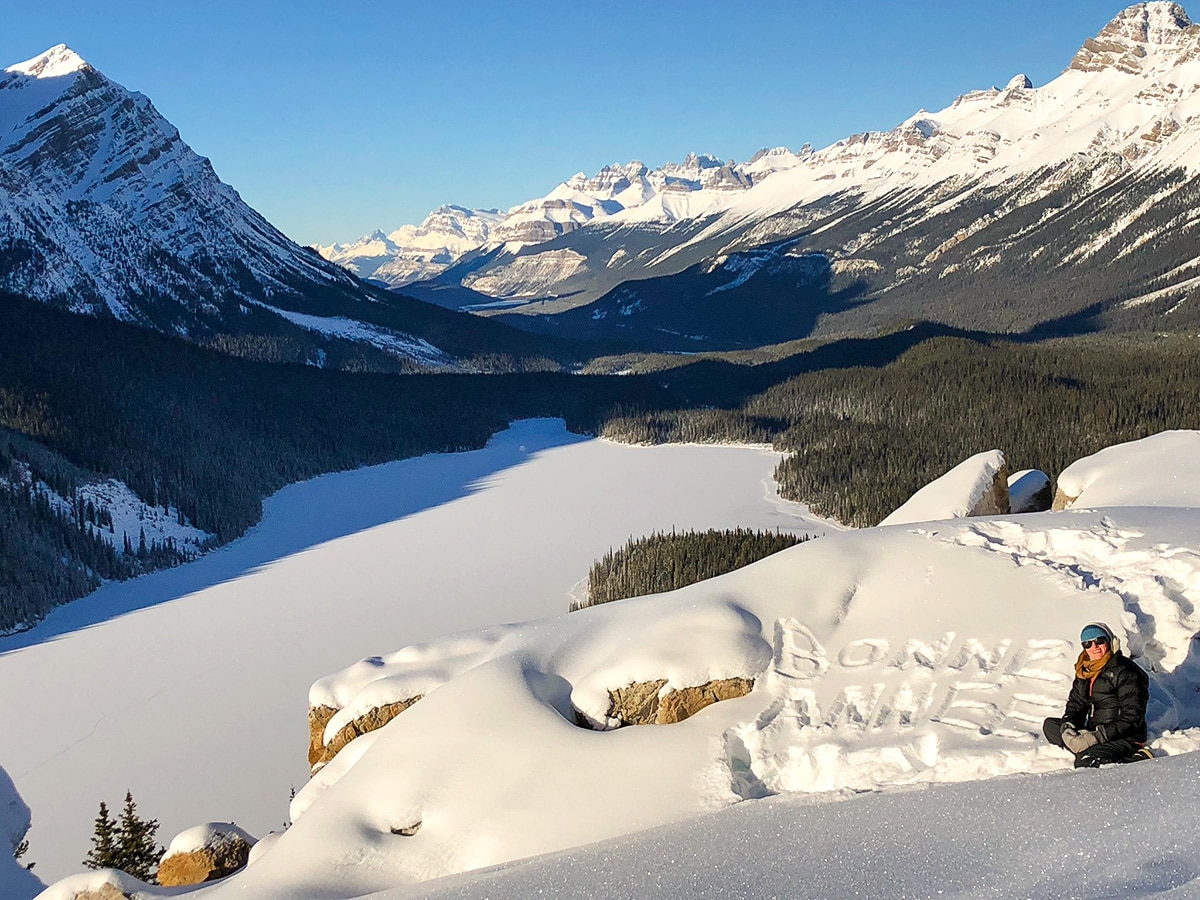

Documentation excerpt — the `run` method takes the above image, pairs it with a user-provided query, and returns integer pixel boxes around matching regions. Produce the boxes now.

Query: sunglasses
[1081,638,1109,649]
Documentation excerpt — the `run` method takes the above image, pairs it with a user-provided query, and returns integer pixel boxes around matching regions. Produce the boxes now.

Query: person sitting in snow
[1043,622,1152,768]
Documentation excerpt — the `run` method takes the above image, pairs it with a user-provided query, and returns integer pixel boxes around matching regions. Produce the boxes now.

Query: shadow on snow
[0,420,588,656]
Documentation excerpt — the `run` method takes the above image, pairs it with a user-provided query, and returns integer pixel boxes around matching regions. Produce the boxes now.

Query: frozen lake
[0,419,833,883]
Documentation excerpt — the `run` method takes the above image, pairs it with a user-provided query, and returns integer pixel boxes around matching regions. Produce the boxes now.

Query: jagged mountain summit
[0,46,547,371]
[332,2,1200,349]
[317,205,505,286]
[321,149,812,287]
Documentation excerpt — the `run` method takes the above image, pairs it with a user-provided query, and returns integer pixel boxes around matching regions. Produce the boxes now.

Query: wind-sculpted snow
[120,504,1200,899]
[879,449,1008,526]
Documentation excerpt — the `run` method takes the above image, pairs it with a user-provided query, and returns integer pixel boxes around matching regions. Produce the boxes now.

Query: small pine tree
[112,790,163,882]
[82,800,120,870]
[82,792,163,882]
[14,837,34,870]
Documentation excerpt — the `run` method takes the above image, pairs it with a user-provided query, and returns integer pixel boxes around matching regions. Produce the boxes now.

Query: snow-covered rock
[1007,468,1053,513]
[36,869,150,900]
[1053,430,1200,509]
[879,450,1009,526]
[157,823,256,887]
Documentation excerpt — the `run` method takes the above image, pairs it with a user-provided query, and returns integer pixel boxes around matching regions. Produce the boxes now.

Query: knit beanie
[1080,622,1121,653]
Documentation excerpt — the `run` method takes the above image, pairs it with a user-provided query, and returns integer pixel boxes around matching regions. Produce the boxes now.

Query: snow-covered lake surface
[0,419,828,885]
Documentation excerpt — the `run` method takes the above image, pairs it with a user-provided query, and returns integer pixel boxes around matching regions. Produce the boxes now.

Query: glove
[1062,726,1100,755]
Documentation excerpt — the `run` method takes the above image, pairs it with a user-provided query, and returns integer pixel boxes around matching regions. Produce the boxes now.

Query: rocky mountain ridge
[319,148,812,287]
[327,2,1200,349]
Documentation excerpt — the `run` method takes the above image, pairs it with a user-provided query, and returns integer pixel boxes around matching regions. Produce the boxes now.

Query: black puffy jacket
[1064,651,1149,743]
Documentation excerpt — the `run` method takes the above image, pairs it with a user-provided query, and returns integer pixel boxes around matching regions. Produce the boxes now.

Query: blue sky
[2,1,1139,246]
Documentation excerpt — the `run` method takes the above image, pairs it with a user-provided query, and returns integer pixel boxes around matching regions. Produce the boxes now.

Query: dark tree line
[602,333,1200,526]
[0,294,669,632]
[580,527,813,609]
[5,284,1200,633]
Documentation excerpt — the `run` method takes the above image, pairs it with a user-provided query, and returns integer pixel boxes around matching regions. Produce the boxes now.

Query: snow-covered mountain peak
[1070,2,1199,73]
[1122,1,1193,40]
[1005,73,1034,91]
[4,44,89,80]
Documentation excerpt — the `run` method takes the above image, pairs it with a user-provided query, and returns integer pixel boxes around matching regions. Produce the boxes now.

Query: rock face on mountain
[1070,2,1198,72]
[317,206,504,285]
[322,149,809,286]
[0,46,359,325]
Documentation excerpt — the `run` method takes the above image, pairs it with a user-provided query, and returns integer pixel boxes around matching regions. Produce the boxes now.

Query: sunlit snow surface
[36,429,1200,900]
[21,426,1200,900]
[0,420,824,886]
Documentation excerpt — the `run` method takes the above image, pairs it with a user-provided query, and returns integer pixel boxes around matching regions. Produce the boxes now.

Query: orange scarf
[1075,650,1111,681]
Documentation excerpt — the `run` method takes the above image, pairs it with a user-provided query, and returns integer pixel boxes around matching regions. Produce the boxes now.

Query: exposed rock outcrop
[157,822,256,887]
[308,704,339,769]
[1052,487,1079,510]
[967,463,1012,517]
[602,677,755,727]
[310,696,423,771]
[72,888,130,900]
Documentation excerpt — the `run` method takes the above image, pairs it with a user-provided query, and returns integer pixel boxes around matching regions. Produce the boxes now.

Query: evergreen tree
[14,838,33,870]
[82,800,119,870]
[112,790,163,882]
[81,792,163,882]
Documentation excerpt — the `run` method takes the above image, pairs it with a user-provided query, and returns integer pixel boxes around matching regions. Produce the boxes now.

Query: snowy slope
[38,430,1200,899]
[1,765,42,899]
[316,206,505,286]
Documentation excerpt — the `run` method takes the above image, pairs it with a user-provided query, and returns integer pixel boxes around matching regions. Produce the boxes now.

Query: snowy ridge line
[244,299,458,370]
[319,4,1200,315]
[0,43,459,367]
